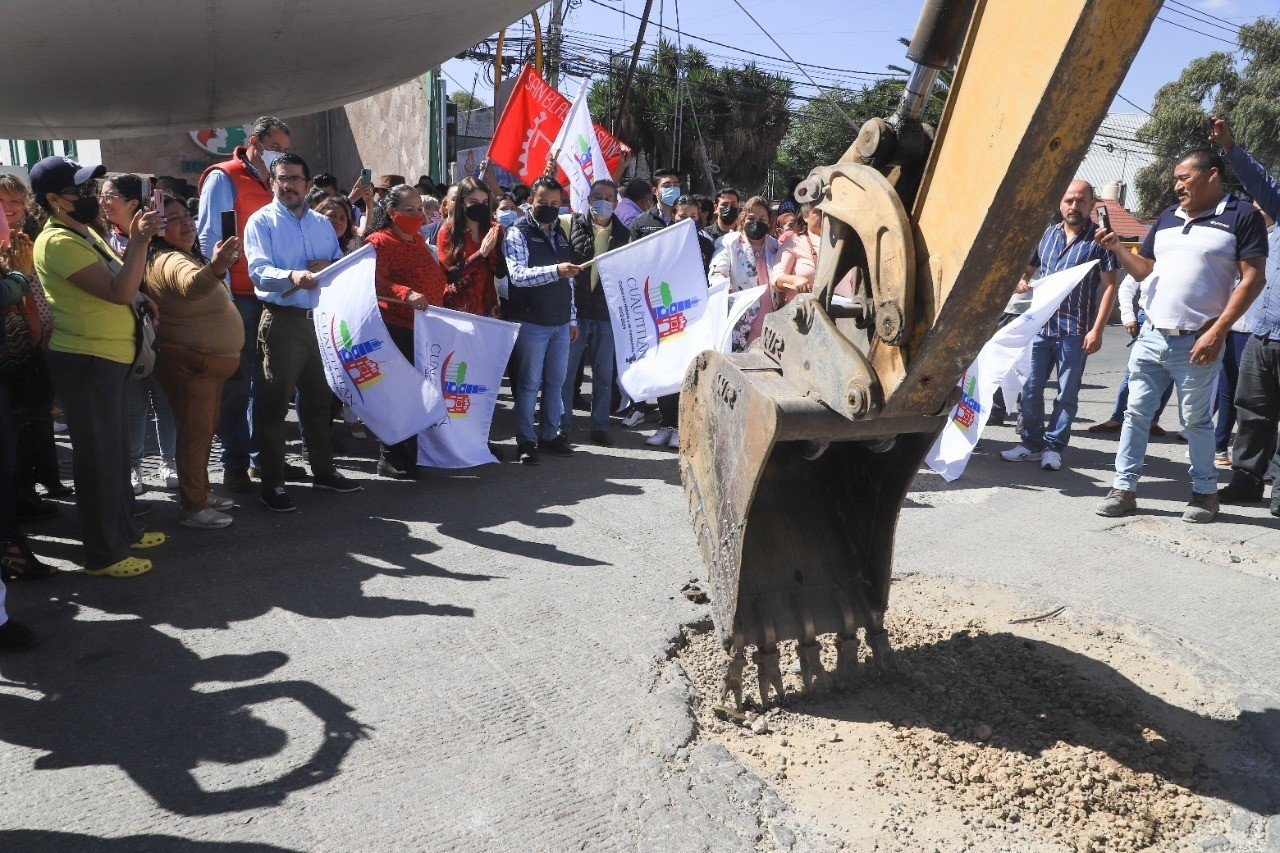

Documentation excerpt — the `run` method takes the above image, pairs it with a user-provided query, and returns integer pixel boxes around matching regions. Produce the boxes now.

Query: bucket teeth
[835,633,862,684]
[867,626,899,676]
[720,647,745,709]
[797,641,831,694]
[753,646,786,705]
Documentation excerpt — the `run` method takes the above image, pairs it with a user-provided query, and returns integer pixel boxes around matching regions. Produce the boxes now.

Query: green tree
[589,41,793,194]
[449,90,488,111]
[1133,17,1280,217]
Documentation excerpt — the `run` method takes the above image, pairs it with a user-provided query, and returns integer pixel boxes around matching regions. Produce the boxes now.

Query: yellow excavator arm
[680,0,1162,707]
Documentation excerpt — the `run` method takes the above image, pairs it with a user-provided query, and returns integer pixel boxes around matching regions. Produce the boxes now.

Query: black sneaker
[591,430,613,447]
[488,442,505,461]
[260,486,298,513]
[313,471,363,493]
[0,620,36,653]
[16,494,59,522]
[224,468,255,494]
[540,435,574,457]
[517,443,541,465]
[1219,473,1264,504]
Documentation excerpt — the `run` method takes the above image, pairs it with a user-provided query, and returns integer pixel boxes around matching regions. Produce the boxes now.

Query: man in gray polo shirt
[1095,147,1268,523]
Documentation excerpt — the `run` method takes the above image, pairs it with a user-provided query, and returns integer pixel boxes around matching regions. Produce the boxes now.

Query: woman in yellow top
[29,156,163,577]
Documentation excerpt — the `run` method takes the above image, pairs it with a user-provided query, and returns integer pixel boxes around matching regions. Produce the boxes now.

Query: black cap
[28,156,106,203]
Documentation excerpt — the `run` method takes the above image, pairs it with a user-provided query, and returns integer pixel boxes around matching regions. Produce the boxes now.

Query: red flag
[488,64,630,187]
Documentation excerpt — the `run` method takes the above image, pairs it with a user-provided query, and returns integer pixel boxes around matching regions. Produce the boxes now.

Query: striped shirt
[1029,220,1118,337]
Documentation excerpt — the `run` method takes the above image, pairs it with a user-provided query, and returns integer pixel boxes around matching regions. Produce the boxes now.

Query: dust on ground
[673,573,1278,852]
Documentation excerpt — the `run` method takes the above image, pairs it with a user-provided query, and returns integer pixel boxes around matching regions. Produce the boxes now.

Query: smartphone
[220,210,237,244]
[1097,205,1110,233]
[153,188,166,236]
[360,168,372,186]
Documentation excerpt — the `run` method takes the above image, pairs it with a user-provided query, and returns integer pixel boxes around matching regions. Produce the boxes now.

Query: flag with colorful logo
[595,218,715,399]
[924,260,1099,481]
[488,63,630,187]
[550,81,610,213]
[414,306,520,468]
[312,244,445,445]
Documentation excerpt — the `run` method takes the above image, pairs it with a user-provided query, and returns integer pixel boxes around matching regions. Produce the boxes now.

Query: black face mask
[464,202,491,224]
[532,204,559,225]
[65,197,101,225]
[718,205,739,224]
[744,220,769,241]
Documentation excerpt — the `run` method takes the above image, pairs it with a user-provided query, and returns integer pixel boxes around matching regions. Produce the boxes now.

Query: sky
[441,0,1278,131]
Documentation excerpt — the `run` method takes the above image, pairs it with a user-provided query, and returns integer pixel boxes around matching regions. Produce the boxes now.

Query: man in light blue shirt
[243,153,359,512]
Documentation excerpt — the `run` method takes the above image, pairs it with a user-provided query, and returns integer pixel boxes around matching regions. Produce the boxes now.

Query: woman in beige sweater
[144,195,244,529]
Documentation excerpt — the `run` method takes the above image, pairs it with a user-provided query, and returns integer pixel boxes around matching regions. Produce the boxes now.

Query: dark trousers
[154,345,240,511]
[1215,330,1250,452]
[219,293,262,472]
[1230,335,1280,483]
[0,376,18,541]
[256,306,336,488]
[380,324,418,467]
[658,394,679,429]
[44,351,138,570]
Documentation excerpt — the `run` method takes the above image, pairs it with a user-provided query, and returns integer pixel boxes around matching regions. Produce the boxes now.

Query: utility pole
[547,0,565,89]
[617,0,654,124]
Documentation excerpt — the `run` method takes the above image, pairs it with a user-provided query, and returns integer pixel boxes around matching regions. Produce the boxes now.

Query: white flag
[415,306,520,468]
[924,260,1099,482]
[313,244,445,445]
[551,81,610,213]
[597,218,715,400]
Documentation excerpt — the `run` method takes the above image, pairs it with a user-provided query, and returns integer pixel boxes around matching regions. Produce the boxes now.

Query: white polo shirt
[1137,194,1268,331]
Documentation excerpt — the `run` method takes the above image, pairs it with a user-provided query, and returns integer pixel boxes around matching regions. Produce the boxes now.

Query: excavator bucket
[680,0,1162,707]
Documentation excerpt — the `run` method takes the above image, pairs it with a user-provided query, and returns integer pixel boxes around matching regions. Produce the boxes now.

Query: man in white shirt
[1095,148,1268,523]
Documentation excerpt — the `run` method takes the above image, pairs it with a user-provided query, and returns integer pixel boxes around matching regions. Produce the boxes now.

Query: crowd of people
[993,118,1278,527]
[0,115,818,650]
[3,111,1277,651]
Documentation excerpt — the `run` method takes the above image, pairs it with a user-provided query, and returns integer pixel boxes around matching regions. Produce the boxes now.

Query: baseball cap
[28,156,106,202]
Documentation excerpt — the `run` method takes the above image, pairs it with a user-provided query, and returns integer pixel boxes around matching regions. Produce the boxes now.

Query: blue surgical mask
[590,199,615,221]
[496,209,519,227]
[660,186,682,207]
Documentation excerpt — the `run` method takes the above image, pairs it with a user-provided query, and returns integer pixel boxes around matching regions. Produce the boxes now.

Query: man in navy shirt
[1209,118,1280,513]
[1001,180,1118,472]
[1096,147,1268,523]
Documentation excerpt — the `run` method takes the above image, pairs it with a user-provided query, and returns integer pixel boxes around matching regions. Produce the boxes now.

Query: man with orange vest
[197,116,291,494]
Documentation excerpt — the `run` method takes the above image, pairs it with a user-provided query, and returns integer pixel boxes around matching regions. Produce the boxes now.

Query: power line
[1114,93,1152,117]
[1154,13,1239,46]
[1165,0,1243,34]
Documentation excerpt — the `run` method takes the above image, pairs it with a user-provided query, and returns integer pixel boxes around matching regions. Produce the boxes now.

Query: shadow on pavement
[0,831,298,852]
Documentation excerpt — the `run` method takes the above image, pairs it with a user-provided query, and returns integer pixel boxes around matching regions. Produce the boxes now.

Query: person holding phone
[144,194,244,529]
[196,116,291,495]
[1001,181,1119,474]
[30,155,165,577]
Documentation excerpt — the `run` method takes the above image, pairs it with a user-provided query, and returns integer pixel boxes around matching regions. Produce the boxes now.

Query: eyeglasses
[99,192,124,202]
[273,175,308,185]
[57,184,98,200]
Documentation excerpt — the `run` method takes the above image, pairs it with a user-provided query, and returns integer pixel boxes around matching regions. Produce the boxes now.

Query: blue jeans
[513,321,571,446]
[1019,332,1087,452]
[1115,325,1222,494]
[128,377,177,466]
[561,318,615,434]
[1214,330,1250,452]
[1109,310,1173,423]
[219,293,262,471]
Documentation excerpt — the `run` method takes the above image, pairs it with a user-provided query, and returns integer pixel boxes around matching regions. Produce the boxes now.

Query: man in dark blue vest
[502,177,583,465]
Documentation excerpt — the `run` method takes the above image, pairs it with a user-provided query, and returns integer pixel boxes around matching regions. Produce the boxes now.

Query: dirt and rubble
[674,573,1278,852]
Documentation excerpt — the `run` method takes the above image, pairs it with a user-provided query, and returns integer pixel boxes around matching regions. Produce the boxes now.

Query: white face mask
[259,149,284,174]
[590,199,615,221]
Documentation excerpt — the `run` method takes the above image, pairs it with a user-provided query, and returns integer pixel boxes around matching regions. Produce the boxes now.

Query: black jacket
[506,215,573,327]
[628,206,671,242]
[567,213,631,322]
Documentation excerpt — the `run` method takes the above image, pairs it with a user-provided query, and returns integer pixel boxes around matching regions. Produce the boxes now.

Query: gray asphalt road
[1,324,1277,851]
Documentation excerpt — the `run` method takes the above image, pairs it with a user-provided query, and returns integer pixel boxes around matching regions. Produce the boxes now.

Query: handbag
[0,301,36,376]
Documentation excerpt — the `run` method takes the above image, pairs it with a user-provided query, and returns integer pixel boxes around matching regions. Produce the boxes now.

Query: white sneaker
[1000,445,1043,463]
[647,426,674,446]
[160,460,179,489]
[178,507,234,529]
[667,428,681,449]
[131,465,144,496]
[1040,450,1062,471]
[207,494,237,510]
[622,409,646,428]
